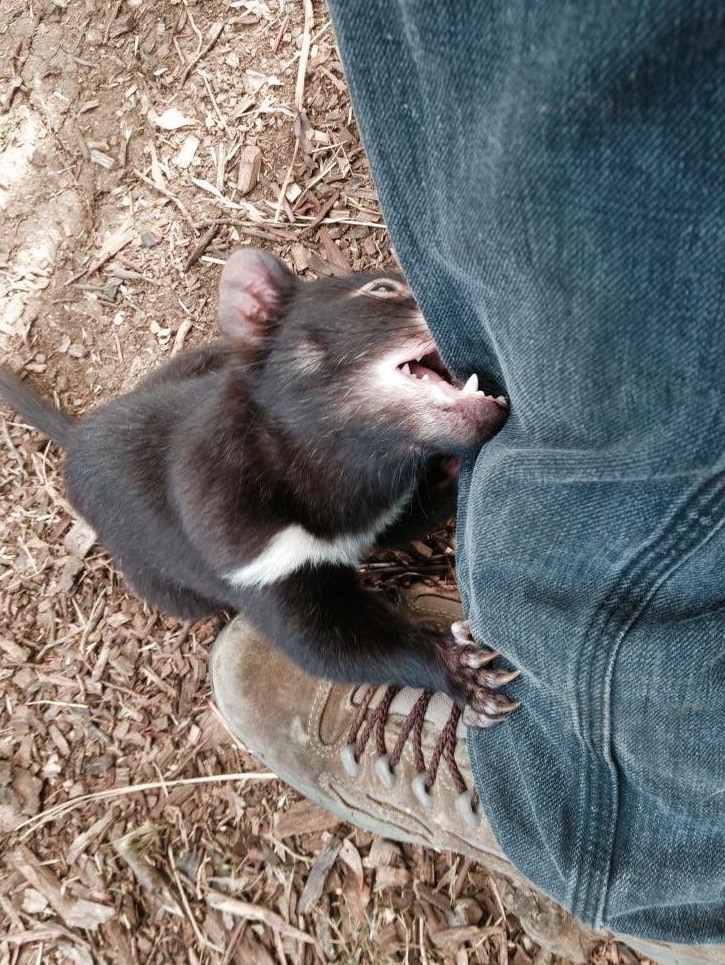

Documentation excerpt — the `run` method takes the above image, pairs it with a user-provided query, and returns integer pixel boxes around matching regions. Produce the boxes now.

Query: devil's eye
[360,278,407,297]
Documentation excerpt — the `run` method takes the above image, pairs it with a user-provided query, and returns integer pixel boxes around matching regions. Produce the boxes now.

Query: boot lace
[341,685,481,827]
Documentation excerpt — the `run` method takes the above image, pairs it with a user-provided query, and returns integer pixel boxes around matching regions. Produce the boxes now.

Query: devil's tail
[0,366,75,447]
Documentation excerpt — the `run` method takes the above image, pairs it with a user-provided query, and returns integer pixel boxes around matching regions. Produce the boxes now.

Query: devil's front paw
[441,620,520,727]
[430,454,461,490]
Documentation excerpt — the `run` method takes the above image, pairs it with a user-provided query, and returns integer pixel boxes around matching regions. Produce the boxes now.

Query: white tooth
[401,363,411,375]
[421,374,430,381]
[462,373,479,395]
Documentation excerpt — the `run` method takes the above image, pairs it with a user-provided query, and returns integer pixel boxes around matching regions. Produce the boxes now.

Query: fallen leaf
[298,833,342,914]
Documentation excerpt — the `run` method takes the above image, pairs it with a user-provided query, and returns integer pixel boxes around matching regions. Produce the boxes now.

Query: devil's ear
[217,248,296,344]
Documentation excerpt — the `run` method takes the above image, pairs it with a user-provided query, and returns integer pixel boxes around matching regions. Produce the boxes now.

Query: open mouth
[395,342,507,406]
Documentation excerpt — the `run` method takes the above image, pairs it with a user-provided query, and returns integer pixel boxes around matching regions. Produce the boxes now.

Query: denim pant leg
[328,0,725,943]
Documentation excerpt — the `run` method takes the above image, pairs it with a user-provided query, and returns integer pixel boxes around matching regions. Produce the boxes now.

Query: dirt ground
[0,3,655,964]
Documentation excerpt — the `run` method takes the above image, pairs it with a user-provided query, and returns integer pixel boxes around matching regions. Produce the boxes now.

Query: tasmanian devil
[0,248,517,725]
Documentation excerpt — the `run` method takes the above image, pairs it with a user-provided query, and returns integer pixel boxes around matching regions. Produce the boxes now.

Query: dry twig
[16,771,275,840]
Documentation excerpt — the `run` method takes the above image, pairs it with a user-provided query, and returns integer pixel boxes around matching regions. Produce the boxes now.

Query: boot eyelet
[455,791,482,827]
[341,743,361,777]
[411,773,434,810]
[374,754,396,789]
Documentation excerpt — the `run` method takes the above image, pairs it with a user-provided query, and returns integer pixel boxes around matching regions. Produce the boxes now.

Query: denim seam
[573,470,725,926]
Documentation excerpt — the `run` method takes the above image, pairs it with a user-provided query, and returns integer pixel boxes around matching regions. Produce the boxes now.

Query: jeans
[328,0,725,943]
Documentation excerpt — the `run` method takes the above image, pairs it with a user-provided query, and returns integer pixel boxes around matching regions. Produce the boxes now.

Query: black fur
[0,250,511,719]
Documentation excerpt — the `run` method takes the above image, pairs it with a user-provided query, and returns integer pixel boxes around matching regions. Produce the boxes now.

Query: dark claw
[463,707,511,728]
[461,649,500,669]
[442,620,520,726]
[470,692,520,716]
[467,666,522,689]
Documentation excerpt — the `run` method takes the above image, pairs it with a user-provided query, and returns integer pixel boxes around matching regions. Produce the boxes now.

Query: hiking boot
[210,590,722,965]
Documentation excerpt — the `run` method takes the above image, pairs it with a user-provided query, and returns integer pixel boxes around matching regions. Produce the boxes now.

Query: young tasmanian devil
[0,249,516,725]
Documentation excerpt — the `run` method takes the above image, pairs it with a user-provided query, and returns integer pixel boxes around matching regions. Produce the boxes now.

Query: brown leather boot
[210,590,722,965]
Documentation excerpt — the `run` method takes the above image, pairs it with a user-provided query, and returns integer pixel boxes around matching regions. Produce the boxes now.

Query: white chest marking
[225,500,407,589]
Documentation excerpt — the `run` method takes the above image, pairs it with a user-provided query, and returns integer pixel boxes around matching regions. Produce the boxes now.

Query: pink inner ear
[217,249,292,343]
